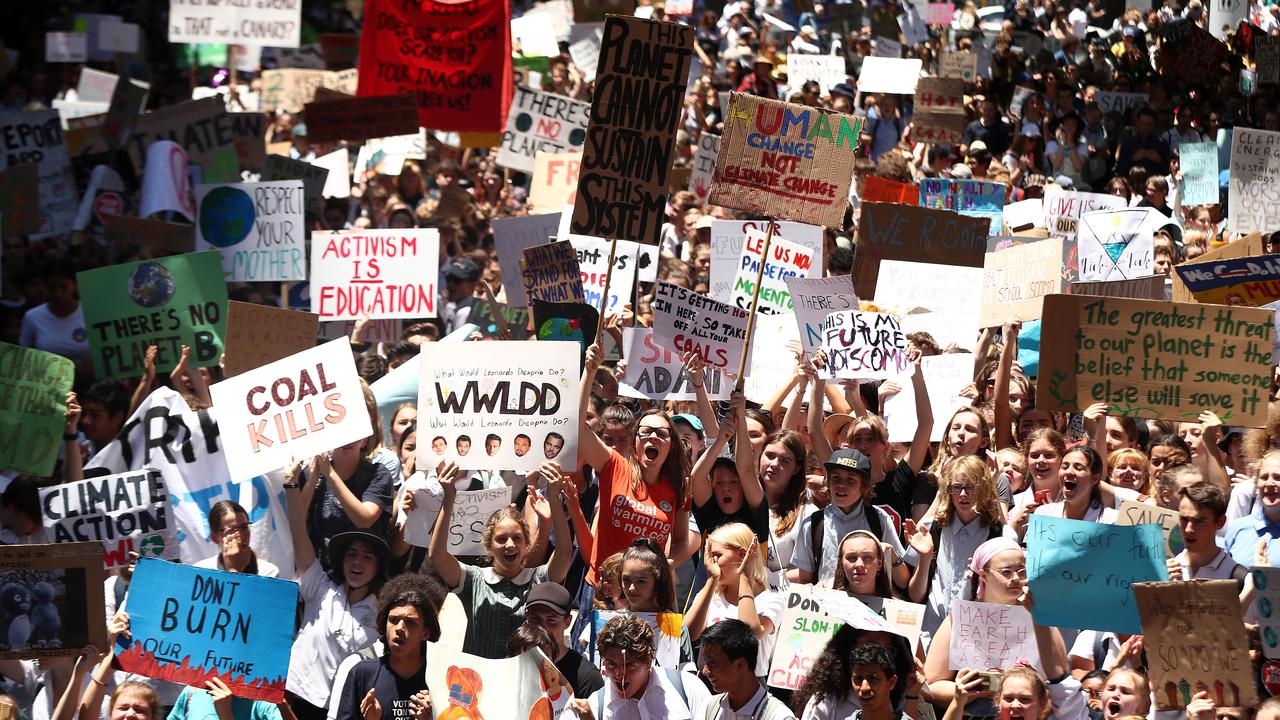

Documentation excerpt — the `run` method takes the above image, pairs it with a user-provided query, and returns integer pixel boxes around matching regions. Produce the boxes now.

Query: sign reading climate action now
[40,471,176,570]
[1038,295,1274,427]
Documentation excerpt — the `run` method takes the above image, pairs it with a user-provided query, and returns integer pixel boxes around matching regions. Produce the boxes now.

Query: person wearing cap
[286,454,391,720]
[962,97,1013,157]
[523,582,604,698]
[788,449,909,586]
[439,258,480,335]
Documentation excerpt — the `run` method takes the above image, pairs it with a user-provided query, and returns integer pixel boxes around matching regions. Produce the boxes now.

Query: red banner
[357,0,512,133]
[863,176,919,205]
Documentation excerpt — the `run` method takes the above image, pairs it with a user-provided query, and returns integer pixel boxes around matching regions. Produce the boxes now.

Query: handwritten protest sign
[940,51,977,80]
[1043,189,1127,243]
[103,215,194,254]
[873,260,984,350]
[710,220,823,301]
[195,181,305,282]
[1134,580,1257,710]
[117,559,297,701]
[210,338,371,481]
[0,343,73,476]
[949,599,1037,671]
[41,471,176,569]
[854,203,989,298]
[589,611,684,668]
[1252,568,1280,659]
[523,242,586,305]
[787,55,847,95]
[1094,92,1149,115]
[822,310,910,381]
[1259,36,1280,84]
[168,0,300,46]
[73,97,237,177]
[426,645,565,717]
[1027,515,1168,633]
[303,94,418,144]
[530,152,580,212]
[468,299,530,340]
[863,176,918,205]
[571,16,692,244]
[689,132,721,201]
[401,482,512,555]
[222,302,318,377]
[357,0,511,131]
[0,110,77,237]
[913,78,967,145]
[1180,142,1219,206]
[0,543,106,659]
[652,282,750,373]
[619,327,730,401]
[883,353,973,442]
[417,342,579,473]
[1038,295,1273,426]
[1071,276,1166,300]
[260,69,356,113]
[1229,127,1280,236]
[980,237,1067,327]
[786,275,859,354]
[731,230,815,315]
[497,86,589,173]
[493,214,560,306]
[1172,231,1264,302]
[46,32,87,62]
[711,93,863,229]
[262,154,329,216]
[1117,500,1185,557]
[310,229,439,320]
[1175,254,1280,306]
[1076,208,1157,283]
[78,252,227,377]
[570,237,638,315]
[920,179,1006,234]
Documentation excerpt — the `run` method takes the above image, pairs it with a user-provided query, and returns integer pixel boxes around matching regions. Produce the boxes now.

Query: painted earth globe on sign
[127,262,175,308]
[199,186,256,248]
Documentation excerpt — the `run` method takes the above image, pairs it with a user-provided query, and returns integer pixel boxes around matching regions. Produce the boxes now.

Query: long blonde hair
[935,456,1004,527]
[928,407,991,476]
[707,523,768,594]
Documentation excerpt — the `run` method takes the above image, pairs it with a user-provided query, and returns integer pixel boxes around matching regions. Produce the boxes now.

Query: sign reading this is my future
[821,310,910,381]
[0,343,74,476]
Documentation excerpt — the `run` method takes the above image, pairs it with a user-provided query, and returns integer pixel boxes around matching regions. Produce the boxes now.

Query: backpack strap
[864,502,884,540]
[665,667,689,708]
[1092,632,1107,671]
[810,508,826,578]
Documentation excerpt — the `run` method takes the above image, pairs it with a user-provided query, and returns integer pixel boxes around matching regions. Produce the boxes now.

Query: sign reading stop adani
[116,559,298,703]
[209,338,372,481]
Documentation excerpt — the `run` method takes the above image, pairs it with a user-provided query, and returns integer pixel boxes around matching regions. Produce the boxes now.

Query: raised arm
[905,358,934,473]
[903,519,935,603]
[126,346,158,417]
[428,461,464,590]
[578,341,611,471]
[692,413,735,509]
[63,393,83,483]
[993,322,1019,450]
[540,463,574,584]
[1198,410,1230,494]
[324,461,384,528]
[808,355,834,461]
[286,456,320,576]
[730,392,765,510]
[561,473,595,562]
[682,351,719,437]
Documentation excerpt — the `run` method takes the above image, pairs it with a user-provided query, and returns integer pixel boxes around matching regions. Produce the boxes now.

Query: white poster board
[168,0,301,47]
[873,260,983,351]
[195,180,305,282]
[310,229,440,320]
[785,275,860,355]
[619,327,731,401]
[730,230,815,315]
[882,354,973,442]
[710,220,824,301]
[493,213,561,307]
[496,86,590,173]
[652,282,751,374]
[1076,208,1156,282]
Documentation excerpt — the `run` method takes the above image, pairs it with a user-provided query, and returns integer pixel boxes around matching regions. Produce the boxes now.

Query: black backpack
[809,502,886,573]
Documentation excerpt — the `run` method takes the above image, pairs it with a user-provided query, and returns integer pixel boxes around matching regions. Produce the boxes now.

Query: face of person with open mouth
[635,418,672,470]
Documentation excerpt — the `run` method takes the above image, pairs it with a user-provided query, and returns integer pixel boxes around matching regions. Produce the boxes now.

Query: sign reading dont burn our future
[1038,295,1274,427]
[711,93,863,229]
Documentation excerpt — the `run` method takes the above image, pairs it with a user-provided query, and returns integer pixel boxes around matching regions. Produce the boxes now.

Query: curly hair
[376,572,444,644]
[481,505,531,556]
[597,614,656,659]
[935,455,1004,527]
[792,627,914,714]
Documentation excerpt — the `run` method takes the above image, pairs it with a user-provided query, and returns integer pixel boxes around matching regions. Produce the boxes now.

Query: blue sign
[1026,515,1167,634]
[115,559,298,702]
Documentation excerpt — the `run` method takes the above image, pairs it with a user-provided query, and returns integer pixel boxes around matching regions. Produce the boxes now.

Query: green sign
[0,342,74,475]
[78,251,228,378]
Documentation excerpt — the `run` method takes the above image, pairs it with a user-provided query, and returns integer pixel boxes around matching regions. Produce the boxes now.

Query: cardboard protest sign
[493,214,560,306]
[209,338,372,481]
[1077,208,1156,282]
[426,644,576,718]
[652,282,750,373]
[1175,254,1280,306]
[619,327,731,401]
[262,155,329,216]
[401,482,512,555]
[710,220,824,301]
[570,237,637,316]
[786,275,859,355]
[948,599,1037,671]
[310,229,440,321]
[1071,276,1167,300]
[41,471,176,569]
[523,241,585,305]
[357,0,511,132]
[78,252,228,378]
[228,113,266,172]
[873,260,984,350]
[116,559,297,702]
[822,310,910,381]
[168,0,300,46]
[710,93,863,229]
[222,302,318,377]
[1259,36,1280,84]
[195,181,306,282]
[1038,295,1273,426]
[1164,23,1228,87]
[854,203,989,298]
[46,32,87,63]
[689,132,720,201]
[855,57,922,94]
[76,98,239,178]
[571,16,693,244]
[787,55,847,95]
[1026,515,1167,633]
[1043,189,1127,244]
[1180,141,1219,206]
[103,215,195,254]
[980,237,1068,327]
[0,543,106,659]
[730,230,815,315]
[1172,232,1265,302]
[913,78,967,145]
[468,299,530,340]
[589,611,684,668]
[863,176,919,205]
[0,110,77,237]
[496,86,589,173]
[1116,500,1185,557]
[259,69,357,113]
[1134,580,1257,710]
[416,341,580,473]
[303,94,418,145]
[529,152,580,212]
[1094,92,1149,115]
[940,51,978,80]
[0,343,73,476]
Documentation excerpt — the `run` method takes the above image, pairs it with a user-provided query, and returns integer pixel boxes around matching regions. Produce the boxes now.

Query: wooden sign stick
[595,238,618,339]
[481,281,512,338]
[735,220,776,389]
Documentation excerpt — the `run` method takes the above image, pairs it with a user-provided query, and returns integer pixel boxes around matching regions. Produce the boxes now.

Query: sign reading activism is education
[195,181,305,282]
[116,559,298,702]
[710,93,863,229]
[523,241,586,305]
[78,252,228,378]
[0,543,106,659]
[168,0,300,46]
[786,275,859,354]
[948,599,1037,671]
[1134,580,1257,711]
[571,15,693,244]
[1038,295,1273,426]
[619,327,731,401]
[222,302,319,377]
[854,203,989,297]
[303,94,419,144]
[1026,515,1167,633]
[41,471,176,569]
[730,229,815,315]
[0,343,73,476]
[417,341,580,473]
[497,86,590,173]
[209,338,372,481]
[1175,254,1280,306]
[357,0,511,132]
[310,229,439,320]
[822,310,910,381]
[980,237,1067,327]
[651,281,750,373]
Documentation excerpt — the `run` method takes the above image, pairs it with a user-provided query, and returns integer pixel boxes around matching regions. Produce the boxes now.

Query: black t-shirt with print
[337,657,428,720]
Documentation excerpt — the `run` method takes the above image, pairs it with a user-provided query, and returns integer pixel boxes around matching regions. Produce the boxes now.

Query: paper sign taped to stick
[822,310,910,381]
[1175,254,1280,306]
[497,86,590,173]
[303,94,419,144]
[523,242,586,305]
[651,281,750,373]
[948,599,1037,671]
[1037,295,1273,427]
[711,93,863,228]
[730,230,815,315]
[41,471,176,570]
[979,237,1068,327]
[417,342,580,473]
[619,327,731,401]
[1134,580,1257,710]
[0,343,74,476]
[310,229,440,320]
[1116,500,1185,557]
[854,203,989,298]
[786,275,859,355]
[710,220,824,301]
[222,302,318,377]
[116,559,297,702]
[168,0,301,47]
[195,181,306,282]
[0,543,106,659]
[209,338,372,481]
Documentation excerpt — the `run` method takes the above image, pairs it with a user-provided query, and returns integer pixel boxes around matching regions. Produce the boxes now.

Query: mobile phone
[977,670,1001,694]
[1034,489,1052,505]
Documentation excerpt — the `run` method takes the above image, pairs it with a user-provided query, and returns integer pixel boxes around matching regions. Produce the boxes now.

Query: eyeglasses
[949,485,975,495]
[637,427,672,439]
[219,523,250,535]
[993,567,1028,580]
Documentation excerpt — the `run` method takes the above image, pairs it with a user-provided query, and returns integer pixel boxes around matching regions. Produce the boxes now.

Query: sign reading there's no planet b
[417,341,580,473]
[496,86,589,173]
[196,181,306,282]
[209,338,372,481]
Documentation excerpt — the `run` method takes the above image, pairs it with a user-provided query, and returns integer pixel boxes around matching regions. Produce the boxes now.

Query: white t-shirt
[286,561,379,707]
[193,553,281,577]
[704,589,785,676]
[19,303,89,365]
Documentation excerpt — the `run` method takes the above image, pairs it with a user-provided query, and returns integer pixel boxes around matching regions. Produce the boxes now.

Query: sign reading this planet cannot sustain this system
[195,181,305,282]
